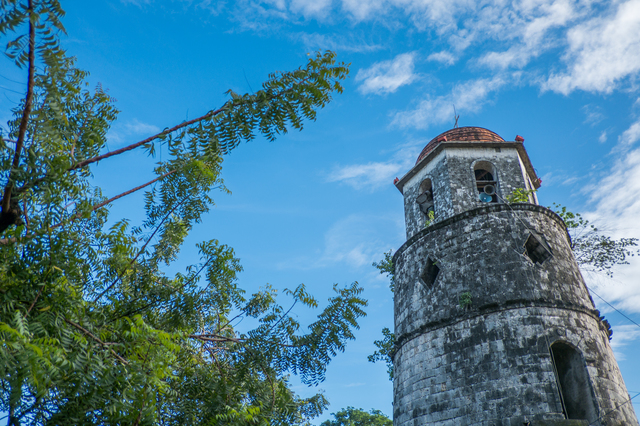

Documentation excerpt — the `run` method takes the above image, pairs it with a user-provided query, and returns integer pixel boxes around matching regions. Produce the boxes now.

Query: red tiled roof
[416,127,505,164]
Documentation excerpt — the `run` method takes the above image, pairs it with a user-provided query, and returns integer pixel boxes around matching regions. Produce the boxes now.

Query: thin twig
[188,334,242,344]
[25,285,44,316]
[70,100,96,160]
[22,198,29,232]
[64,318,129,365]
[90,169,177,212]
[92,192,193,303]
[106,255,215,324]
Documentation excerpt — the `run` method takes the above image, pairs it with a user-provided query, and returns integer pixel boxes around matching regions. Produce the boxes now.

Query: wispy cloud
[427,51,456,66]
[356,53,417,95]
[124,118,160,135]
[391,75,509,130]
[545,0,640,94]
[582,121,640,315]
[599,131,608,144]
[327,161,406,191]
[121,0,151,6]
[609,324,640,361]
[582,104,605,126]
[127,0,640,98]
[107,119,160,147]
[618,118,640,148]
[290,0,332,19]
[538,171,580,188]
[318,214,399,269]
[326,139,423,190]
[275,214,403,270]
[295,32,383,53]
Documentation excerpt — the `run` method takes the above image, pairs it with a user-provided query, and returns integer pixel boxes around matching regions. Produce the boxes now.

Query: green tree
[0,1,366,424]
[320,407,392,426]
[366,327,394,379]
[551,203,637,277]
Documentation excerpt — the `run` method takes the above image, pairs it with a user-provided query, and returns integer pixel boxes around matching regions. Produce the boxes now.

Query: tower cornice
[394,140,540,194]
[392,203,570,265]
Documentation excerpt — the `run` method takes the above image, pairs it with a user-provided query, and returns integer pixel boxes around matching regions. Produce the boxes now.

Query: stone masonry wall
[393,306,635,426]
[403,146,534,240]
[393,204,639,426]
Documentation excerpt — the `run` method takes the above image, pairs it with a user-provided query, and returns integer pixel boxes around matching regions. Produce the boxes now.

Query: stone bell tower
[392,127,638,426]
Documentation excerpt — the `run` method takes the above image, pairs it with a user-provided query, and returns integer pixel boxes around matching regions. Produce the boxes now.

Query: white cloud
[295,32,382,53]
[290,0,333,18]
[427,51,456,66]
[124,118,160,135]
[538,171,579,188]
[618,119,640,148]
[391,75,508,129]
[599,131,607,144]
[327,139,423,190]
[581,121,640,315]
[121,0,151,6]
[319,214,398,269]
[477,0,577,70]
[275,214,404,270]
[339,0,386,21]
[327,161,405,190]
[582,104,605,126]
[107,119,160,147]
[228,0,640,96]
[356,53,418,95]
[609,324,640,361]
[545,0,640,94]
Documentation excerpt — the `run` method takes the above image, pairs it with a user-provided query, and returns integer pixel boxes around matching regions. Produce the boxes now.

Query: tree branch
[25,285,44,316]
[68,108,223,172]
[64,318,129,365]
[0,170,178,245]
[90,169,177,212]
[92,191,193,303]
[189,333,242,344]
[189,333,295,348]
[68,73,312,172]
[0,0,35,231]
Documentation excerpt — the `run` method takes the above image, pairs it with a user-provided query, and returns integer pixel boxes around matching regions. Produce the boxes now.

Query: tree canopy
[0,1,367,424]
[320,407,392,426]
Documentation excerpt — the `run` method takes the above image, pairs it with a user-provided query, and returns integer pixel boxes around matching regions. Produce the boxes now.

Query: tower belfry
[392,127,638,426]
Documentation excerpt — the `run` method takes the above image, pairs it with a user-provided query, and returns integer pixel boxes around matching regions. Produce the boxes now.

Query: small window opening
[550,342,599,423]
[416,179,434,215]
[419,257,440,289]
[524,232,553,264]
[474,162,498,203]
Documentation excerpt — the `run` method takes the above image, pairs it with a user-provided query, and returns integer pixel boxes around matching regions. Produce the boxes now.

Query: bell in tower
[391,127,638,426]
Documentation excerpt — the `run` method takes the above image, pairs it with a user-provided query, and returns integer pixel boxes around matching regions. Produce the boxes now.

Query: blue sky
[2,0,640,422]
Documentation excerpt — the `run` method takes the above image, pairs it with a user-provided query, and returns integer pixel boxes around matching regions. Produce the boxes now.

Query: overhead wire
[588,392,640,425]
[587,286,640,330]
[495,192,640,331]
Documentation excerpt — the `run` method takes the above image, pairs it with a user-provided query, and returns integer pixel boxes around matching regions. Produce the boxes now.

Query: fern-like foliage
[0,1,362,425]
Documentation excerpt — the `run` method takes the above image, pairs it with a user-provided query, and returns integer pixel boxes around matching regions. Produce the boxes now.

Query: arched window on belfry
[416,178,435,218]
[474,161,498,203]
